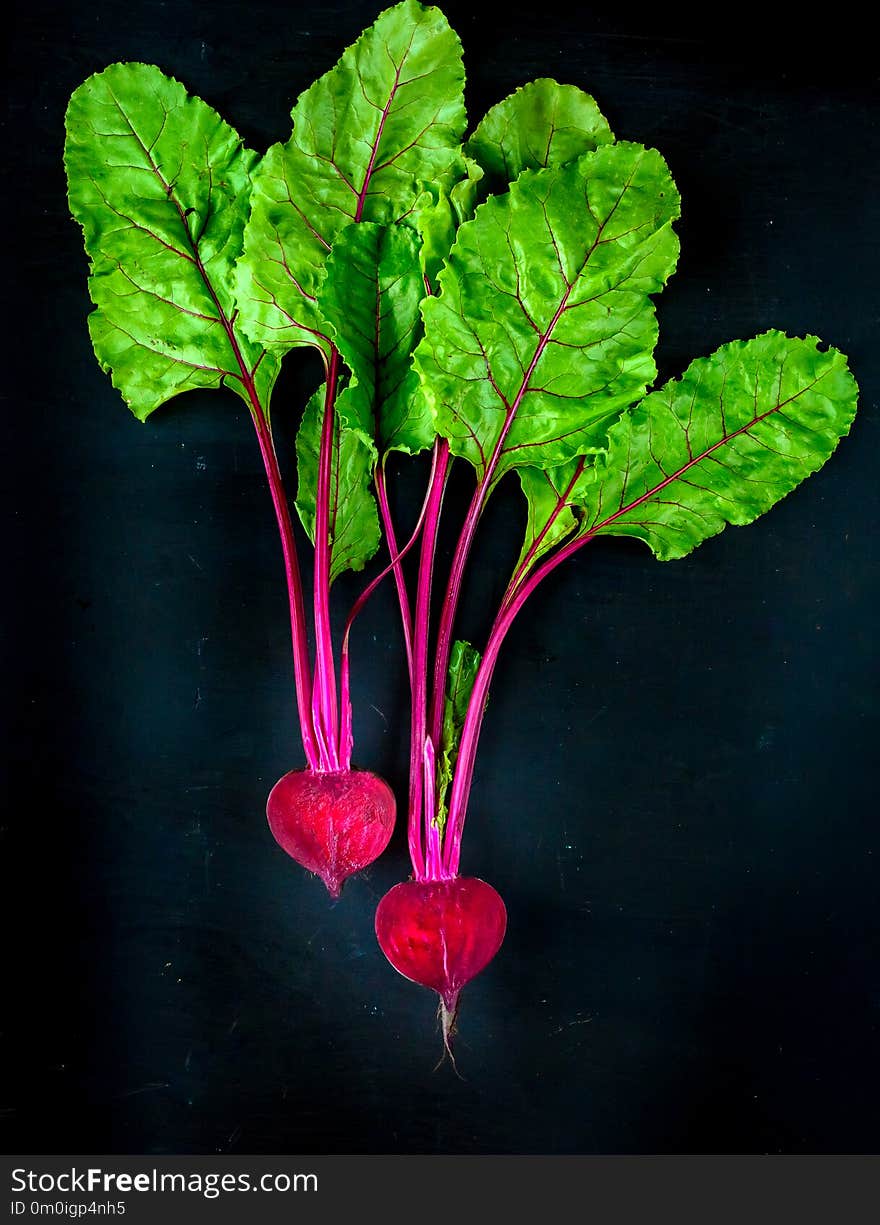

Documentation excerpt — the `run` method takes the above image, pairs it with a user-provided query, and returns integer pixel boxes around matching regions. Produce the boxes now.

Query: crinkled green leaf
[436,639,482,831]
[407,154,484,289]
[235,0,466,357]
[65,62,277,420]
[570,332,858,559]
[295,386,381,582]
[415,142,680,482]
[466,78,614,192]
[317,222,434,457]
[409,185,456,288]
[450,154,485,224]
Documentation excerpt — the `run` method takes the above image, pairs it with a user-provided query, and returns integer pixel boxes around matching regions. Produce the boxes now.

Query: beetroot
[375,876,507,1043]
[268,769,395,898]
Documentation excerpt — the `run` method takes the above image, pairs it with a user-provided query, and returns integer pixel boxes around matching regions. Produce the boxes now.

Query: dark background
[3,0,878,1155]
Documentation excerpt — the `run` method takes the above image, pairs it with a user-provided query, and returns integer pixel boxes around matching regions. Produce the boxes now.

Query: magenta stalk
[337,442,445,773]
[374,459,415,683]
[426,476,484,753]
[311,347,342,771]
[249,403,321,770]
[184,227,321,771]
[408,438,450,879]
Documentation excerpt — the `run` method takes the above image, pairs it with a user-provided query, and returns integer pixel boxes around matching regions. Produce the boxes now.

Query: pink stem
[426,477,486,755]
[374,459,414,681]
[159,178,319,768]
[422,736,449,881]
[337,651,354,773]
[250,407,320,770]
[443,530,591,876]
[311,348,342,772]
[203,293,319,772]
[409,439,451,879]
[337,443,442,771]
[374,274,436,684]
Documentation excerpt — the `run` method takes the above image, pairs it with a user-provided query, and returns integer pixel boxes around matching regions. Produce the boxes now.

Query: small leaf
[416,142,680,482]
[467,78,614,191]
[295,386,381,582]
[450,155,485,224]
[65,62,276,419]
[407,155,485,289]
[572,332,858,559]
[235,0,466,357]
[515,465,581,576]
[317,222,434,458]
[436,639,482,831]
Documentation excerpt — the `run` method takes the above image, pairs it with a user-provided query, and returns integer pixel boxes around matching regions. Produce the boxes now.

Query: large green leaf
[317,222,434,457]
[294,387,381,582]
[415,142,680,482]
[568,332,858,559]
[65,62,276,420]
[466,78,614,191]
[235,0,466,357]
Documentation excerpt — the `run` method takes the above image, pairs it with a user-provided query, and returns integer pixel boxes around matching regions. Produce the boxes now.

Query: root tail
[434,992,464,1078]
[321,873,342,900]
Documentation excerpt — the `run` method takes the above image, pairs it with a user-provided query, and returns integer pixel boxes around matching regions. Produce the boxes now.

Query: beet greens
[65,0,858,1046]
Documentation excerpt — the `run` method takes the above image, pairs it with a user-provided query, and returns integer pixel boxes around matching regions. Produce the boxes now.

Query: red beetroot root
[267,768,395,897]
[375,876,507,1045]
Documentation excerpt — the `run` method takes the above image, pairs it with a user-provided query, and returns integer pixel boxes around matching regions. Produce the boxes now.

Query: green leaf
[571,332,858,559]
[317,222,434,457]
[467,78,614,191]
[436,639,482,831]
[65,62,277,420]
[294,386,381,582]
[235,0,466,357]
[415,142,680,482]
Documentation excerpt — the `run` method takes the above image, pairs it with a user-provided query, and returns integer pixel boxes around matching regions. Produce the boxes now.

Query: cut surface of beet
[267,768,395,896]
[375,876,507,1012]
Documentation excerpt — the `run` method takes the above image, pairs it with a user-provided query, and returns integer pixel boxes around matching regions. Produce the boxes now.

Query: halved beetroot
[267,768,395,897]
[375,875,507,1045]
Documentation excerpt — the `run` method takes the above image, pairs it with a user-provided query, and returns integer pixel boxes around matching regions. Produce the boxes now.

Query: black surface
[4,0,878,1155]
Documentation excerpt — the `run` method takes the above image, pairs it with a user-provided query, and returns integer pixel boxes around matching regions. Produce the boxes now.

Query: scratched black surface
[3,0,878,1154]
